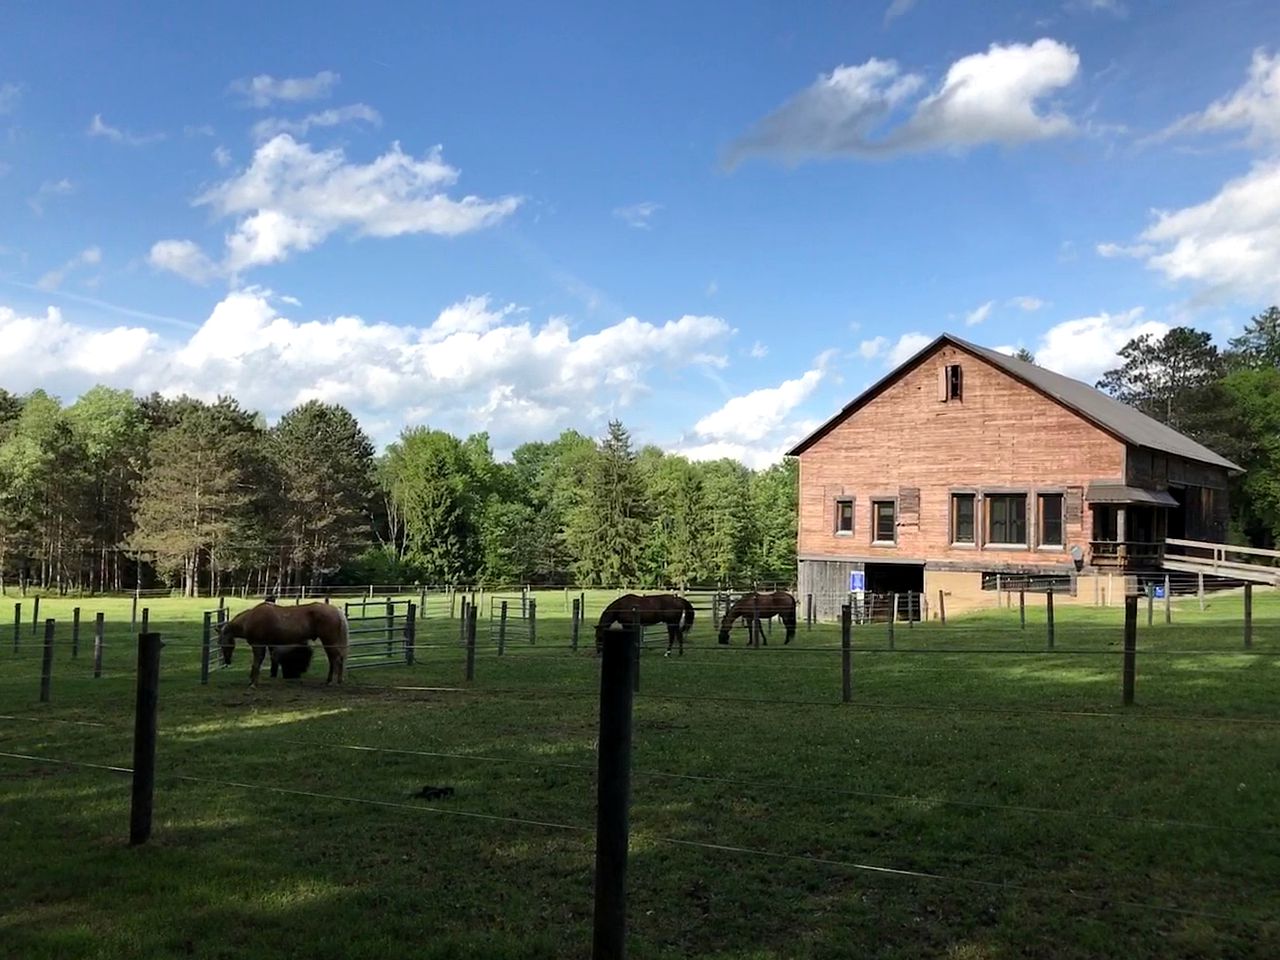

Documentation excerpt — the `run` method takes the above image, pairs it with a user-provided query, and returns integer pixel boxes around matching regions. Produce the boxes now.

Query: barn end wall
[796,342,1127,572]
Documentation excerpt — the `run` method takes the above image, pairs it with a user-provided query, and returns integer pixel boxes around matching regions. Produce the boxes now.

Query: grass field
[1,588,1278,959]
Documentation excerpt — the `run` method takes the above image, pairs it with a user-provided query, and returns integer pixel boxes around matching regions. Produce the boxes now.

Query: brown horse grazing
[718,591,797,645]
[595,593,694,657]
[218,601,348,686]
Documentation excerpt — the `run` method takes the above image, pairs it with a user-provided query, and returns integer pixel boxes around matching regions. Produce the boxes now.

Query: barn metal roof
[786,333,1244,473]
[1084,483,1180,506]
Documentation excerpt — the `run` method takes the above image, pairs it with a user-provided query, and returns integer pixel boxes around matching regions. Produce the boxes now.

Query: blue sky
[2,0,1279,464]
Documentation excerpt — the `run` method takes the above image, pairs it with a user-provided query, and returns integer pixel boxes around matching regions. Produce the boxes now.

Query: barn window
[1038,494,1064,547]
[987,494,1028,546]
[938,363,963,401]
[951,493,976,544]
[873,500,897,543]
[834,498,854,535]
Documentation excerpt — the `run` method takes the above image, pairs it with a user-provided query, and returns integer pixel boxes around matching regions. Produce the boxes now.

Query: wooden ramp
[1163,538,1280,586]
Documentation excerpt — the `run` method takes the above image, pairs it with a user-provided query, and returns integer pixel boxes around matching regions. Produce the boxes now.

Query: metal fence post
[1197,571,1204,611]
[841,603,852,704]
[12,602,19,653]
[32,595,40,636]
[592,611,636,960]
[751,594,760,649]
[465,604,477,681]
[498,600,508,656]
[201,611,212,685]
[806,593,814,630]
[130,631,162,845]
[529,599,537,646]
[1123,594,1137,707]
[1244,583,1253,649]
[93,613,104,679]
[385,599,395,656]
[571,598,580,652]
[1147,585,1154,627]
[39,619,55,703]
[1046,590,1055,650]
[141,607,149,635]
[630,614,640,694]
[888,593,896,649]
[459,597,468,646]
[72,607,81,659]
[404,602,416,665]
[1164,574,1171,624]
[131,594,138,632]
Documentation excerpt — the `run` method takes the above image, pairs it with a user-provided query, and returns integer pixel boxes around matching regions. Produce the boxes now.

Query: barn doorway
[864,562,925,621]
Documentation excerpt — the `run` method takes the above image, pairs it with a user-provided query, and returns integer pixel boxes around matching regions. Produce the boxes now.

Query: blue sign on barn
[849,571,866,592]
[1153,585,1165,599]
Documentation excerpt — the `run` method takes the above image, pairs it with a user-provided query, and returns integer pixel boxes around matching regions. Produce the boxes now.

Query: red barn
[787,334,1243,617]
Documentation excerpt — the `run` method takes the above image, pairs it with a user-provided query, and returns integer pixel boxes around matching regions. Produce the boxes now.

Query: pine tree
[567,420,646,586]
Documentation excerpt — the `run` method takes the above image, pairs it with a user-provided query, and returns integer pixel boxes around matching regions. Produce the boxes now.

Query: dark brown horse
[718,591,797,645]
[217,601,349,686]
[595,593,695,657]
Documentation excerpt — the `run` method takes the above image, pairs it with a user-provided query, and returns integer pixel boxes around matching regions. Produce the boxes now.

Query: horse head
[215,621,237,666]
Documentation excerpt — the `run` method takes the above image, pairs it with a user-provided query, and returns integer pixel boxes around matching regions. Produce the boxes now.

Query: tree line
[0,388,797,595]
[1095,306,1280,549]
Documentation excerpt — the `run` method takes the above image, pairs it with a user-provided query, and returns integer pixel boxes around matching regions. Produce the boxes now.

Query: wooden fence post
[141,607,149,635]
[938,590,946,626]
[1019,589,1025,629]
[39,619,55,703]
[12,602,19,653]
[405,602,416,666]
[72,607,81,659]
[571,598,580,653]
[465,604,477,682]
[592,612,636,960]
[1123,594,1137,707]
[841,603,852,704]
[458,598,468,646]
[1164,574,1172,625]
[32,595,40,636]
[201,611,212,685]
[130,631,162,845]
[1197,571,1204,611]
[529,599,537,646]
[498,601,508,656]
[1046,590,1055,649]
[93,613,104,679]
[131,594,138,632]
[806,593,814,629]
[1244,583,1253,650]
[751,594,760,649]
[888,593,896,649]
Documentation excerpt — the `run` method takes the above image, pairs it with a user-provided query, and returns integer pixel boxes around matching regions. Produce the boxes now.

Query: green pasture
[1,588,1278,959]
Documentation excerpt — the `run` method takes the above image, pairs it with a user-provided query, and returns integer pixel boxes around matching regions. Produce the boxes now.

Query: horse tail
[681,598,695,636]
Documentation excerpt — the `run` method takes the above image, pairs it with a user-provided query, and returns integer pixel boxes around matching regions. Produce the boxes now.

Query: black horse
[718,590,797,645]
[595,593,695,657]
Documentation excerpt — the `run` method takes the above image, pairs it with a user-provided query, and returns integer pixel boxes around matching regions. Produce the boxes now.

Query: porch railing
[1089,540,1165,568]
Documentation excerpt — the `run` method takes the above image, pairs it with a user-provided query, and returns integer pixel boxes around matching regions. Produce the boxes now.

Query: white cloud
[1007,295,1046,311]
[27,178,74,216]
[693,368,825,444]
[148,240,219,284]
[749,341,768,359]
[184,124,215,138]
[251,103,382,141]
[1067,0,1126,14]
[858,335,888,360]
[705,279,718,297]
[1096,241,1154,258]
[0,291,732,453]
[883,0,918,23]
[727,39,1078,165]
[1101,159,1280,303]
[0,82,20,114]
[212,145,232,168]
[230,71,339,108]
[613,201,662,229]
[87,113,165,146]
[0,306,158,390]
[37,246,102,291]
[965,300,994,326]
[151,134,521,280]
[1160,50,1280,148]
[1031,308,1168,383]
[886,332,934,366]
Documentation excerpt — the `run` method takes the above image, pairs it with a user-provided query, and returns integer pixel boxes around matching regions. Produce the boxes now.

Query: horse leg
[665,623,677,658]
[323,642,344,684]
[269,647,281,679]
[249,644,267,687]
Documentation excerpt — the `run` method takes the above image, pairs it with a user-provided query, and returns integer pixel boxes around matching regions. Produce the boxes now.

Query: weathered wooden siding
[797,343,1127,568]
